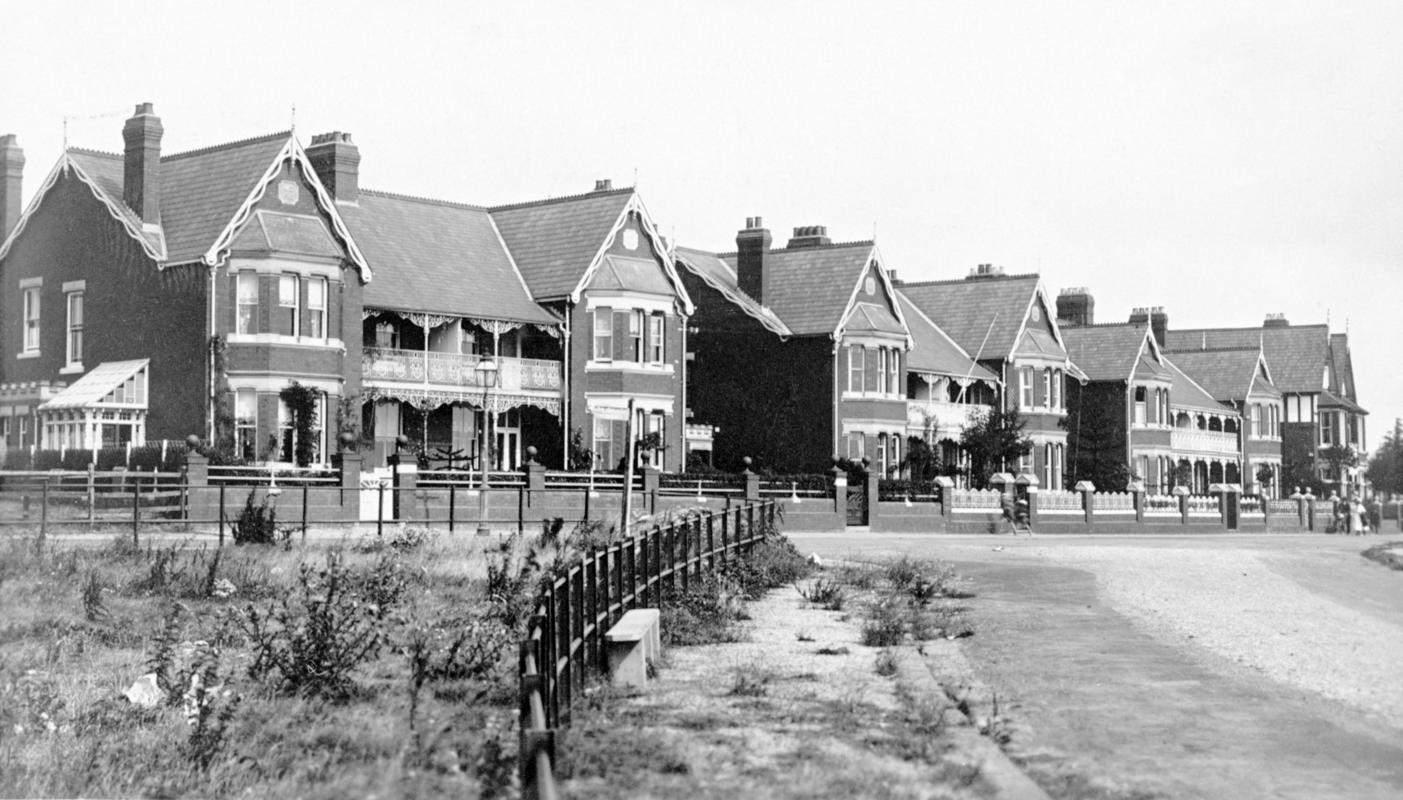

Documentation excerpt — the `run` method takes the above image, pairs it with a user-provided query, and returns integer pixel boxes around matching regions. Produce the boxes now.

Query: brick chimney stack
[736,216,771,303]
[1056,287,1094,327]
[307,132,360,203]
[1,133,23,239]
[1129,306,1168,346]
[122,103,163,224]
[786,225,832,249]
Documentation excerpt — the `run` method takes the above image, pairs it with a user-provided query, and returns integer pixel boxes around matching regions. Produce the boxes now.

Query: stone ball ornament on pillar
[526,445,538,465]
[338,431,357,452]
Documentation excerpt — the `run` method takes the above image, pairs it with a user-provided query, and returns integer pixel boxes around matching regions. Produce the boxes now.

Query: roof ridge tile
[162,131,291,161]
[489,186,633,212]
[360,188,488,211]
[898,272,1041,287]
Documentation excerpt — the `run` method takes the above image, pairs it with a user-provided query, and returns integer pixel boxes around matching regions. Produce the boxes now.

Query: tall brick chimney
[736,216,771,303]
[1129,306,1168,346]
[122,103,163,224]
[1056,287,1094,327]
[307,132,360,203]
[1,133,23,239]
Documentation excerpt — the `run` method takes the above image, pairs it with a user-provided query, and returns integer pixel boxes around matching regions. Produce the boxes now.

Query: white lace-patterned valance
[362,386,560,419]
[467,318,521,336]
[402,312,455,329]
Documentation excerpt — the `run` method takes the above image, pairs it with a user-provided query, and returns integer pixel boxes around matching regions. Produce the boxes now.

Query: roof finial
[872,220,878,242]
[632,166,638,187]
[62,116,68,150]
[290,103,296,133]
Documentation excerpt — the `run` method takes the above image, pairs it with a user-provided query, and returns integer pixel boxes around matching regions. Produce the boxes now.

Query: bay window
[278,274,300,336]
[849,346,864,393]
[593,309,612,360]
[629,310,644,362]
[648,314,665,364]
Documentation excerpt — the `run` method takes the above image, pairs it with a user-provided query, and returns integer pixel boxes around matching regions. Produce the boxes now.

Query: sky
[3,1,1400,449]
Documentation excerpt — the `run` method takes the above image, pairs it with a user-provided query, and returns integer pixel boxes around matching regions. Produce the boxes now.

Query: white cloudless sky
[3,1,1400,448]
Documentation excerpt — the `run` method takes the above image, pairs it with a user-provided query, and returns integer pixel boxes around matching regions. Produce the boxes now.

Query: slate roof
[1328,333,1358,401]
[718,241,879,336]
[844,301,905,336]
[158,134,292,264]
[673,247,791,337]
[1061,324,1169,383]
[340,190,556,324]
[67,133,293,266]
[1161,348,1279,403]
[897,274,1047,361]
[62,149,166,256]
[897,292,999,382]
[590,255,674,294]
[489,188,635,300]
[1164,324,1326,395]
[1161,357,1232,413]
[1318,390,1365,414]
[229,211,341,259]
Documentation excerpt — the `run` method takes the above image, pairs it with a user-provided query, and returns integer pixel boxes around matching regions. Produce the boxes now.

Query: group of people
[1331,495,1373,535]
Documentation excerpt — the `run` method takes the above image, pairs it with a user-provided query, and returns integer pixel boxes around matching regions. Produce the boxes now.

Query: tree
[1365,426,1403,497]
[278,382,321,467]
[900,436,942,481]
[960,407,1032,489]
[1320,443,1360,495]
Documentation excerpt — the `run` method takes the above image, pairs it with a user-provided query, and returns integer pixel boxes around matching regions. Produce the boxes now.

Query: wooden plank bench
[604,609,662,688]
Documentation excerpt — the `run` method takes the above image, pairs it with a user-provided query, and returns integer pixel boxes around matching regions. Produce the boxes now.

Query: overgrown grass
[0,530,525,799]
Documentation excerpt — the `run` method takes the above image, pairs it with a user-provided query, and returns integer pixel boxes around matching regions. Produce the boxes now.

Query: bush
[229,492,286,546]
[33,449,61,470]
[660,573,747,646]
[725,535,812,600]
[796,577,846,610]
[235,550,405,698]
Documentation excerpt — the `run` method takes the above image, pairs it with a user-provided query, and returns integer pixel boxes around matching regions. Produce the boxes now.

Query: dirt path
[792,533,1403,800]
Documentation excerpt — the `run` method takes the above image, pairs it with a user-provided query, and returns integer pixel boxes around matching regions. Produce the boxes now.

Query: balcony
[362,348,562,392]
[907,400,985,437]
[1171,428,1238,456]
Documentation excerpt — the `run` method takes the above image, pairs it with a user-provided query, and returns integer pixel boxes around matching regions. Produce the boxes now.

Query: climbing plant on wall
[279,382,321,467]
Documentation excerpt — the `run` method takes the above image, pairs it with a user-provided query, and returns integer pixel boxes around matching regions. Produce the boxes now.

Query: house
[0,105,368,462]
[1057,316,1174,492]
[1159,345,1283,497]
[897,267,1082,488]
[0,106,690,473]
[675,219,913,474]
[312,132,565,470]
[896,291,1000,482]
[490,181,693,472]
[1164,315,1366,494]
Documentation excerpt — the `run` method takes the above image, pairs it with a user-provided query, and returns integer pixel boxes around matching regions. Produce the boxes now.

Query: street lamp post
[475,357,499,537]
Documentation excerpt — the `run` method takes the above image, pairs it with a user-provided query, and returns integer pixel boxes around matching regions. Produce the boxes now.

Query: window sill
[60,364,84,375]
[16,351,39,360]
[226,333,344,349]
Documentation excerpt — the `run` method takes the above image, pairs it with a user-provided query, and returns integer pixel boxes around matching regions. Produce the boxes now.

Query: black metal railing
[517,500,777,798]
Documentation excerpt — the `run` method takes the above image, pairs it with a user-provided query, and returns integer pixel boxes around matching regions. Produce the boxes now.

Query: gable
[587,253,675,296]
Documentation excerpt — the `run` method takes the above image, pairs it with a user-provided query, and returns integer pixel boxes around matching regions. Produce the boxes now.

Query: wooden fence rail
[517,500,777,798]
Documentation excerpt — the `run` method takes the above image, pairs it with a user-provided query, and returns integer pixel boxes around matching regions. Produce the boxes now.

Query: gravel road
[791,532,1403,799]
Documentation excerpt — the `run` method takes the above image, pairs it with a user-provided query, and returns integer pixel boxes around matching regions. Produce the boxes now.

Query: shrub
[796,577,846,610]
[229,492,286,546]
[33,449,62,470]
[874,649,899,677]
[235,550,403,698]
[726,535,812,600]
[660,572,747,646]
[860,598,907,647]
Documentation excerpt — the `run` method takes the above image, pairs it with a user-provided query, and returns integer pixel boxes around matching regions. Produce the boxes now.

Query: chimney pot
[594,178,613,192]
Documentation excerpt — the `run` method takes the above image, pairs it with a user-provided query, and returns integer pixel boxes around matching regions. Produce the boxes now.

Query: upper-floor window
[1019,367,1034,409]
[307,277,327,341]
[461,327,478,356]
[1320,412,1335,446]
[593,309,612,360]
[1052,369,1063,410]
[849,346,865,393]
[374,320,398,349]
[648,314,665,364]
[629,311,644,362]
[888,349,901,395]
[1250,404,1262,437]
[878,349,890,395]
[236,273,258,334]
[66,291,83,366]
[1134,386,1147,425]
[1042,369,1052,410]
[21,285,40,353]
[278,275,300,337]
